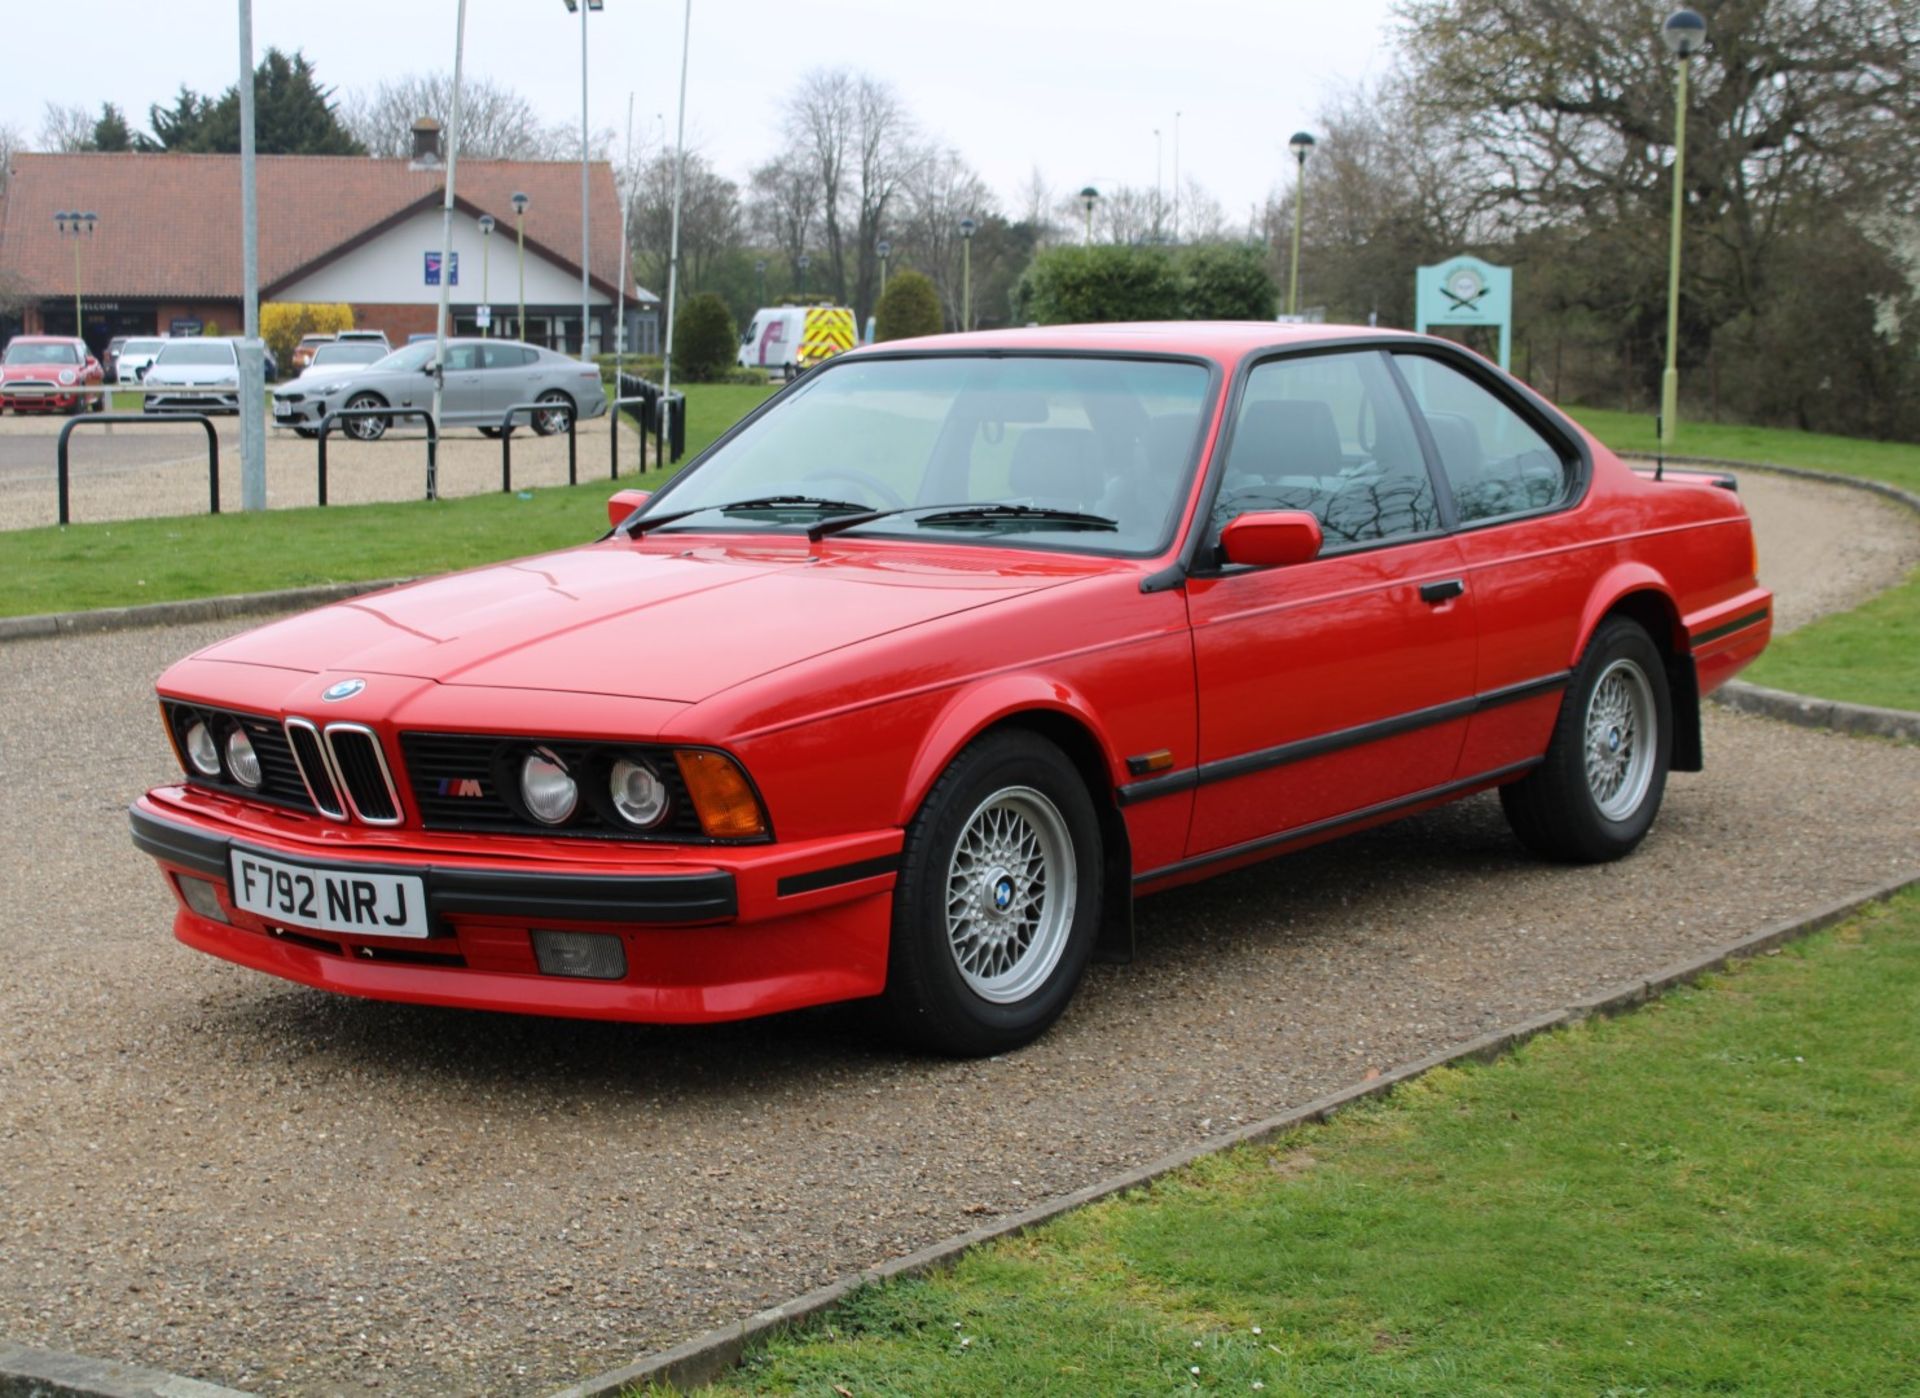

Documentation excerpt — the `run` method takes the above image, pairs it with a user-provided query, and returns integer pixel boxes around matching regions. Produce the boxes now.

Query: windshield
[639,355,1213,555]
[3,342,81,366]
[311,343,386,368]
[123,339,163,355]
[155,342,236,367]
[370,341,438,373]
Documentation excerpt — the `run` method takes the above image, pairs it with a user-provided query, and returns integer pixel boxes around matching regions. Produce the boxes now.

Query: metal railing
[56,413,219,525]
[497,401,577,492]
[616,374,687,471]
[315,409,440,505]
[608,396,649,480]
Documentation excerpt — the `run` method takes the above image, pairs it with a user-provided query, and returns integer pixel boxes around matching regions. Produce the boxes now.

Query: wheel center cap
[1608,726,1622,753]
[985,868,1016,915]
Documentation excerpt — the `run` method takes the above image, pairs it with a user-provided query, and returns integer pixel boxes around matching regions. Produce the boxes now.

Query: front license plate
[229,848,429,939]
[272,400,292,417]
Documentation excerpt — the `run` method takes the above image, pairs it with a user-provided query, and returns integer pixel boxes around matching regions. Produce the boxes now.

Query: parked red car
[0,335,104,414]
[131,324,1771,1054]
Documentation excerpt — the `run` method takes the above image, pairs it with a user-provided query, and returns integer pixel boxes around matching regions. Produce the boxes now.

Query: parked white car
[116,337,167,383]
[142,339,241,415]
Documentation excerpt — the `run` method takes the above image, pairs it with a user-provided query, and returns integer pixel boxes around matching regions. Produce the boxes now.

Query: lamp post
[876,239,892,299]
[511,191,529,341]
[1078,186,1099,245]
[1173,110,1181,243]
[1153,127,1163,241]
[562,0,603,357]
[1286,131,1314,316]
[477,213,495,336]
[53,211,96,342]
[1660,7,1707,449]
[958,216,977,332]
[755,259,767,305]
[796,253,810,298]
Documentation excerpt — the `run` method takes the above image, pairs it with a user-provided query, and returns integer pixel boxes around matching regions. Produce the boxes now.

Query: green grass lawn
[0,381,777,618]
[1743,570,1920,711]
[691,891,1920,1396]
[1567,405,1920,497]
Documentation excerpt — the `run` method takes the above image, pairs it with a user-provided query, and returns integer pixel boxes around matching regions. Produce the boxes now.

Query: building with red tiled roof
[0,133,656,356]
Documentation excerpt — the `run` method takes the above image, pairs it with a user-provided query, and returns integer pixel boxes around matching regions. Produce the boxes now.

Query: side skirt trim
[1693,606,1770,647]
[1133,758,1541,887]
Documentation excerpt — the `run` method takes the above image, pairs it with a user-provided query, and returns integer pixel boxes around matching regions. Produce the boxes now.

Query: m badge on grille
[436,778,486,798]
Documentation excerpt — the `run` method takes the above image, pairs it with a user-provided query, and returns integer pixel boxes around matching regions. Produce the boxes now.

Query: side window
[443,344,481,372]
[1215,350,1438,548]
[482,344,531,369]
[1392,354,1573,524]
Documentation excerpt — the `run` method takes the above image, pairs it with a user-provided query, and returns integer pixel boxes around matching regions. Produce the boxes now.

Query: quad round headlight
[184,720,222,777]
[520,750,578,825]
[609,758,668,828]
[225,728,262,788]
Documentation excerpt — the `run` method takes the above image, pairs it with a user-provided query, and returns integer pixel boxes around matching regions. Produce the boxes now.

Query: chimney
[409,117,443,168]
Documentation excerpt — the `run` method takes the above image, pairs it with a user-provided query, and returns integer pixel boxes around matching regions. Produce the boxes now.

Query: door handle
[1419,578,1465,604]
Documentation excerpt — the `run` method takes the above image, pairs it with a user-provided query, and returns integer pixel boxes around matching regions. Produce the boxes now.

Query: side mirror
[607,488,651,529]
[1219,510,1323,568]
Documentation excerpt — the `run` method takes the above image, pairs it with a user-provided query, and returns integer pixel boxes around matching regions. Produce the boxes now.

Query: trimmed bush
[260,302,354,364]
[672,293,738,383]
[1180,244,1278,321]
[1014,245,1182,325]
[875,270,944,341]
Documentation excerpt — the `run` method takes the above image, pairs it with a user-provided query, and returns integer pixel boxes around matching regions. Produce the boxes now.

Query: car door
[439,343,487,423]
[481,343,536,423]
[1182,348,1476,859]
[1389,350,1590,775]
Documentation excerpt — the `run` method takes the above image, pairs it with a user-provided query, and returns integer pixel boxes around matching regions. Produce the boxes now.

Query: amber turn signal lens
[673,750,768,839]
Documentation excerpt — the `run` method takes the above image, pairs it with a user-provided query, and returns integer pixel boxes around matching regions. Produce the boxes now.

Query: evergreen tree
[142,51,363,156]
[144,87,215,151]
[91,104,134,152]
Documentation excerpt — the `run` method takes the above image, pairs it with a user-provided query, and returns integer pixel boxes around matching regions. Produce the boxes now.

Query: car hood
[282,366,360,391]
[148,363,237,385]
[191,540,1103,703]
[0,362,82,380]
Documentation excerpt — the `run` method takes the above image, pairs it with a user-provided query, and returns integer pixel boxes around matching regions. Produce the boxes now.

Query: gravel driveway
[0,473,1914,1395]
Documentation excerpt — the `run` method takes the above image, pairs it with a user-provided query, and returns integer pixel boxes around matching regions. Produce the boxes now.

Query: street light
[562,0,603,358]
[1660,7,1707,450]
[876,239,892,299]
[1078,186,1099,245]
[755,258,767,305]
[53,211,97,343]
[958,217,977,332]
[511,191,529,341]
[477,213,495,336]
[796,253,810,297]
[1286,131,1315,316]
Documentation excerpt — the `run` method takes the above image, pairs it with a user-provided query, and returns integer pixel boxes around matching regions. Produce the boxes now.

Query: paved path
[0,473,1914,1395]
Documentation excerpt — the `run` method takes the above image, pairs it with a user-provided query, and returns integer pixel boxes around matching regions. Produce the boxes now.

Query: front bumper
[131,791,901,1023]
[270,395,343,427]
[145,389,241,413]
[0,384,82,411]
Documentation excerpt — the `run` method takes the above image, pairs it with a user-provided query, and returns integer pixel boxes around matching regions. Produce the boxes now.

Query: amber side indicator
[1126,749,1176,776]
[674,750,769,839]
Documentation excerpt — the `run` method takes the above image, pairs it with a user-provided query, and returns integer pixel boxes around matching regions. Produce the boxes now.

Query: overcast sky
[4,0,1401,224]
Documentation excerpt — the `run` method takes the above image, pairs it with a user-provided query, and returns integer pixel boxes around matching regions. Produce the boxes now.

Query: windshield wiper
[625,494,873,537]
[914,503,1119,531]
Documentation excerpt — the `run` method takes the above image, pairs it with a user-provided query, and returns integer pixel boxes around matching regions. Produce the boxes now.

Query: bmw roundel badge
[321,678,366,703]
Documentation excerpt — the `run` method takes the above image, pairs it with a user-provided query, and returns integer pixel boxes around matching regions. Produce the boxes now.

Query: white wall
[280,208,609,307]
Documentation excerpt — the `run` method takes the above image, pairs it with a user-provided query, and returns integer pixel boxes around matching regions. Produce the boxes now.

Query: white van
[738,305,856,374]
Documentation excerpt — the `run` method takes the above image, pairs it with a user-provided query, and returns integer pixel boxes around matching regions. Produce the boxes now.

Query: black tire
[882,730,1103,1056]
[293,425,319,440]
[479,425,505,439]
[532,390,573,436]
[1500,616,1672,863]
[343,393,388,441]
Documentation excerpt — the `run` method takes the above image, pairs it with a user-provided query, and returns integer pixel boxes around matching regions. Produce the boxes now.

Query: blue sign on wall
[424,251,460,286]
[1415,255,1513,369]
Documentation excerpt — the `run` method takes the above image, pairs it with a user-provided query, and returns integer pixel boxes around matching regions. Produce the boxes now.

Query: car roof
[9,334,84,343]
[857,320,1426,366]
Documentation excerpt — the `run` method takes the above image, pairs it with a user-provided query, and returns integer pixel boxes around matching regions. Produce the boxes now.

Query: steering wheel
[800,468,908,510]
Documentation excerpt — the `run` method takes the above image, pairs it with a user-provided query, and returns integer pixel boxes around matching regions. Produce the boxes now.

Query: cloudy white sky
[4,0,1402,222]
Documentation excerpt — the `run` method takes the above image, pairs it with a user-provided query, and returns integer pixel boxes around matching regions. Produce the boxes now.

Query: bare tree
[342,73,579,160]
[38,102,95,153]
[0,122,22,194]
[898,146,998,327]
[627,149,742,297]
[846,76,917,321]
[747,153,819,270]
[784,69,857,302]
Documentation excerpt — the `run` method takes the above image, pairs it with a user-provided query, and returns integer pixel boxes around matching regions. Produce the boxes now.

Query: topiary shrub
[1014,245,1181,325]
[875,270,944,340]
[1179,244,1278,321]
[672,293,738,383]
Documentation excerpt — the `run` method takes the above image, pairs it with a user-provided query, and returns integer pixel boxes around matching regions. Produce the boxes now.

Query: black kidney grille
[285,721,343,817]
[400,733,710,841]
[163,702,314,813]
[326,728,400,823]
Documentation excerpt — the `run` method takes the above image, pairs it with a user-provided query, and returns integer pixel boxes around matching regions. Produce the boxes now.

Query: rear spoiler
[1631,466,1738,492]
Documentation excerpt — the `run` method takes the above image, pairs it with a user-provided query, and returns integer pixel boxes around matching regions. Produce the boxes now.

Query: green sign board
[1415,255,1512,369]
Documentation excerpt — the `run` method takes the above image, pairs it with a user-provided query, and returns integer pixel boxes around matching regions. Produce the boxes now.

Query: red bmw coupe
[132,324,1771,1054]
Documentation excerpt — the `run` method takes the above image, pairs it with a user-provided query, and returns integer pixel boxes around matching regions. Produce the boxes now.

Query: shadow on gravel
[172,795,1541,1101]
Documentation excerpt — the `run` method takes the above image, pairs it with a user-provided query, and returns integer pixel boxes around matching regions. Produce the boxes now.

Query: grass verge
[1743,567,1920,711]
[1568,405,1920,497]
[688,890,1920,1396]
[0,381,776,618]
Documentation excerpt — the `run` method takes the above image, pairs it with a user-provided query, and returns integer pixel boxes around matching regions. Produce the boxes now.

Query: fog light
[226,728,263,788]
[185,721,222,777]
[531,929,627,980]
[176,875,230,924]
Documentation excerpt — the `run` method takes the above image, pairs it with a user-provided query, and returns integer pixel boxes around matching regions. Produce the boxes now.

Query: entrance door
[1184,348,1477,858]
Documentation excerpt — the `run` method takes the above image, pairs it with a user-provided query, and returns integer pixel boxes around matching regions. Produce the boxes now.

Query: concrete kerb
[0,1343,250,1398]
[548,868,1920,1398]
[0,579,409,645]
[1646,454,1920,743]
